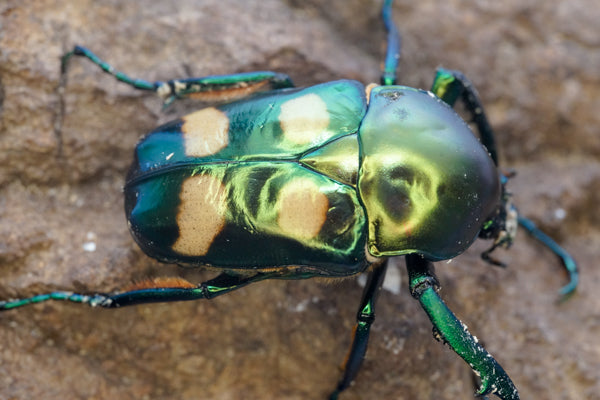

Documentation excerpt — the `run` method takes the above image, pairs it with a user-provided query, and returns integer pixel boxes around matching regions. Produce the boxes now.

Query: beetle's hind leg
[329,262,388,400]
[61,46,294,107]
[406,254,520,400]
[0,271,281,310]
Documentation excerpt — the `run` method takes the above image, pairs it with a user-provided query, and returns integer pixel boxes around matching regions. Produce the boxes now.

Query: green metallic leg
[431,70,579,296]
[406,254,519,400]
[381,0,401,85]
[329,262,388,400]
[0,271,282,310]
[518,216,578,297]
[62,46,294,106]
[430,68,499,165]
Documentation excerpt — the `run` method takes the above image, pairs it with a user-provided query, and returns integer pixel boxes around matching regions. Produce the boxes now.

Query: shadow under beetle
[1,1,579,399]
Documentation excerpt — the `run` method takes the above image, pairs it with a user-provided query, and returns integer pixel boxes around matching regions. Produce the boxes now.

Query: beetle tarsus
[481,242,508,268]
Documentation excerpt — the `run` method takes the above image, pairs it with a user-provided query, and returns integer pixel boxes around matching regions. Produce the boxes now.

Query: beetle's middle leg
[329,261,388,400]
[61,46,294,107]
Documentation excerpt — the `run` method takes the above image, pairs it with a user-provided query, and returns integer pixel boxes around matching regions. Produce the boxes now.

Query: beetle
[0,1,578,399]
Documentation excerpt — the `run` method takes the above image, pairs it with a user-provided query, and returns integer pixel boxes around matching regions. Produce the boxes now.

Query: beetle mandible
[0,1,578,399]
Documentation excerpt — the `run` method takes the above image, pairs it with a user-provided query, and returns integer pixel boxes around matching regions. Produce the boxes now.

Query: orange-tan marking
[365,83,379,104]
[172,174,228,256]
[279,94,330,145]
[124,277,196,291]
[181,107,229,157]
[187,80,271,103]
[277,178,329,240]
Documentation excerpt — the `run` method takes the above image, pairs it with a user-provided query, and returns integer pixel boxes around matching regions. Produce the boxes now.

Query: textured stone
[0,1,598,399]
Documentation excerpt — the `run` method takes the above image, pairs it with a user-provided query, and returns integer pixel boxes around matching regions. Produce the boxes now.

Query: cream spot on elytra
[279,94,329,145]
[277,178,329,240]
[172,174,227,256]
[181,107,229,157]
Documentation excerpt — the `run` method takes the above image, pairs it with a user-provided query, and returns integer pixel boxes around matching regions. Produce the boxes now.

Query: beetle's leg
[329,261,388,400]
[0,271,282,310]
[405,254,519,400]
[518,216,578,297]
[381,0,401,86]
[430,68,499,165]
[62,46,294,107]
[431,70,579,296]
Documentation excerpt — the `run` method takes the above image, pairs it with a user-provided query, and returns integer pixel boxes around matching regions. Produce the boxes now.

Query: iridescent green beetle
[0,1,578,399]
[127,80,499,272]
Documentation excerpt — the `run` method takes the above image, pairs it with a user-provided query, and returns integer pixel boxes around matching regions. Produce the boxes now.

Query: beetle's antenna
[381,0,400,85]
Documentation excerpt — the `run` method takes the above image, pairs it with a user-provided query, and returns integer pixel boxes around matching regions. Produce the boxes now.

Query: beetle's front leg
[517,216,578,296]
[62,46,294,107]
[329,261,388,400]
[405,254,519,400]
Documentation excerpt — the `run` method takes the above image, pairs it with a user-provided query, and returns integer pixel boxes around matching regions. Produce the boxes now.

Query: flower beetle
[0,1,578,399]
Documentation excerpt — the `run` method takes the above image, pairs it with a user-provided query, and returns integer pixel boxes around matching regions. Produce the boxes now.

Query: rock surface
[0,1,598,399]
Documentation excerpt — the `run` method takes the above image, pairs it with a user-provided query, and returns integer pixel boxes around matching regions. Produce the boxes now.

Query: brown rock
[1,1,598,399]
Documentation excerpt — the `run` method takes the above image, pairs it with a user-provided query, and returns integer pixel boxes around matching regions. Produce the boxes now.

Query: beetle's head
[478,173,518,266]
